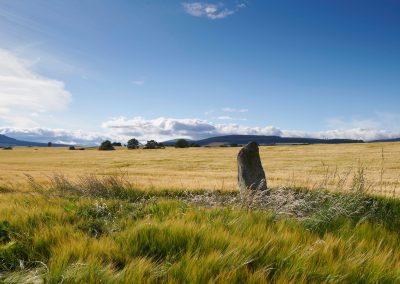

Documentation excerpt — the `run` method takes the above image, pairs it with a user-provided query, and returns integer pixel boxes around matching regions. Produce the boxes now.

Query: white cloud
[0,48,72,127]
[102,116,217,141]
[101,116,400,142]
[216,115,247,121]
[309,128,400,141]
[327,113,400,133]
[3,116,400,145]
[2,117,400,145]
[0,127,106,146]
[182,2,239,19]
[222,107,248,113]
[217,116,233,120]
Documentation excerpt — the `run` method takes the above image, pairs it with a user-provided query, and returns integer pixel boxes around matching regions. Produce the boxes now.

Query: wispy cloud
[182,2,246,20]
[327,117,378,130]
[0,48,72,127]
[132,80,145,86]
[217,115,234,120]
[216,115,247,121]
[0,8,43,34]
[326,112,400,132]
[222,107,248,113]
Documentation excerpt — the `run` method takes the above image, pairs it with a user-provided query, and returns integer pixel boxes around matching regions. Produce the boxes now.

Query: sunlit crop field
[1,143,400,282]
[1,142,400,195]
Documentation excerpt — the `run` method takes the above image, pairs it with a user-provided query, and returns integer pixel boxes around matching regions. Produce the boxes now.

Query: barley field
[1,142,400,195]
[1,143,400,282]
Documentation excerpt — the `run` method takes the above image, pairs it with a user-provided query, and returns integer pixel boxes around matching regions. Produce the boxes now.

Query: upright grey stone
[237,141,267,195]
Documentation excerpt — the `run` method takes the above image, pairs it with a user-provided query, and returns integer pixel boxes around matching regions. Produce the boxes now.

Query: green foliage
[99,140,115,151]
[69,146,75,150]
[175,139,190,148]
[0,221,11,244]
[127,138,139,149]
[47,142,52,147]
[144,140,164,149]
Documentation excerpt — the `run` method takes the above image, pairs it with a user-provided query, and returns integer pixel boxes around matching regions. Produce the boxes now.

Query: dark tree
[47,142,52,147]
[127,138,140,149]
[175,139,190,148]
[111,142,122,147]
[69,146,76,150]
[144,140,164,149]
[99,140,115,151]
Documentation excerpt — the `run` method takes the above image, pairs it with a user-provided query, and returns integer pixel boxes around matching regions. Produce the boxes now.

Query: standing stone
[237,141,267,195]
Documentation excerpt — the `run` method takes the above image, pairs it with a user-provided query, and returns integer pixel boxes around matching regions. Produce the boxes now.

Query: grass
[1,142,400,195]
[0,174,400,283]
[1,144,400,282]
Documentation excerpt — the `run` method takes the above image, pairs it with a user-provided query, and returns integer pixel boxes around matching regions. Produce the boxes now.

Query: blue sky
[0,0,399,144]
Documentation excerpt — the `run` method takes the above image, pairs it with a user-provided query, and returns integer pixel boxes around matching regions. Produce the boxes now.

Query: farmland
[1,143,400,282]
[1,142,400,195]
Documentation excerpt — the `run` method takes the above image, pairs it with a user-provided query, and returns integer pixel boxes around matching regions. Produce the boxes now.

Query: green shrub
[127,138,139,149]
[144,140,164,149]
[175,139,190,148]
[99,140,115,151]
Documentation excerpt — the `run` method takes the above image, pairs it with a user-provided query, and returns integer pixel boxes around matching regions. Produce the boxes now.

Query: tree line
[98,139,198,151]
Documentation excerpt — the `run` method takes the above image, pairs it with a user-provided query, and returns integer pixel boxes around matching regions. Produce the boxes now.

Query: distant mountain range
[163,135,365,146]
[371,138,400,143]
[0,134,68,147]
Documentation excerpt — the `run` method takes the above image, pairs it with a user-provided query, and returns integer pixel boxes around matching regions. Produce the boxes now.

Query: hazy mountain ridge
[0,134,68,147]
[163,135,364,146]
[371,138,400,143]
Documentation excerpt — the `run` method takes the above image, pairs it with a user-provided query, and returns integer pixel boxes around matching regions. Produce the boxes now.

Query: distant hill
[371,138,400,143]
[163,135,364,147]
[0,134,69,147]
